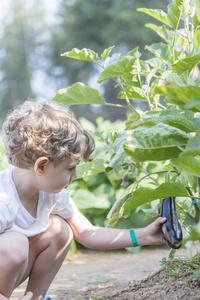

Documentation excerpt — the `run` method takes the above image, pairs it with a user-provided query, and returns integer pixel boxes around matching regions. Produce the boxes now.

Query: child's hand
[142,217,167,246]
[0,292,33,300]
[19,292,33,300]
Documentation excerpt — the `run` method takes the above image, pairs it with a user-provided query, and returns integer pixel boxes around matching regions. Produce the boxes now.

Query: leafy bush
[67,117,148,230]
[53,0,200,249]
[0,138,9,171]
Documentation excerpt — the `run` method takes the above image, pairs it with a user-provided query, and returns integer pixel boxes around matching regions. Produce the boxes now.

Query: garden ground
[12,243,200,300]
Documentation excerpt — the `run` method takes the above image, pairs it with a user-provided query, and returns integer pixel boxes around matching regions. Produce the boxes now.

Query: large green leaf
[184,98,200,109]
[124,144,181,162]
[193,12,199,31]
[193,31,200,56]
[61,48,99,61]
[123,182,189,215]
[194,0,200,22]
[127,47,140,57]
[124,123,190,162]
[155,115,195,132]
[141,208,161,223]
[52,82,106,105]
[145,23,168,42]
[123,59,150,85]
[153,82,200,110]
[175,172,198,193]
[147,57,166,69]
[103,53,122,68]
[181,130,200,156]
[129,107,196,133]
[145,43,171,62]
[137,8,170,27]
[171,55,200,74]
[190,222,200,240]
[106,131,131,172]
[107,182,138,227]
[167,0,182,29]
[166,71,197,87]
[122,58,142,88]
[118,86,146,101]
[101,46,115,61]
[182,0,194,18]
[171,156,200,177]
[97,58,130,83]
[76,159,105,178]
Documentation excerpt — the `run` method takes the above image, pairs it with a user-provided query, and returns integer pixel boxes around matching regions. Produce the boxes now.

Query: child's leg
[0,232,29,298]
[22,215,73,300]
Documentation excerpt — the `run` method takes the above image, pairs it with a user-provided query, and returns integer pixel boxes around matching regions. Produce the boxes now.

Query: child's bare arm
[66,209,166,249]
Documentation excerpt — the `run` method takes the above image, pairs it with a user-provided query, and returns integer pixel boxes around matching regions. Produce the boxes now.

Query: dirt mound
[57,269,200,300]
[108,270,200,300]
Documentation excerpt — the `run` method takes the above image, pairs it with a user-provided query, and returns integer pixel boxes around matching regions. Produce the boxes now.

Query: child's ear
[34,157,49,176]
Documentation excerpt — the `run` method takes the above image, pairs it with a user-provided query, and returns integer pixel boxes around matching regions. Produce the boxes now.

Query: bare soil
[12,243,200,300]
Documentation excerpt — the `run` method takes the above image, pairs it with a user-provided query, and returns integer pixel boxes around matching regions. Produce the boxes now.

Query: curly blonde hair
[2,100,95,168]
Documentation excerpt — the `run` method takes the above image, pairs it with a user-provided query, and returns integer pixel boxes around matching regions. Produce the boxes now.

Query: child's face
[38,157,79,194]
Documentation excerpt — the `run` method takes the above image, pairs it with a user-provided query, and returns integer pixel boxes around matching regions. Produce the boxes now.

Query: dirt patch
[107,270,200,300]
[12,243,200,300]
[58,270,200,300]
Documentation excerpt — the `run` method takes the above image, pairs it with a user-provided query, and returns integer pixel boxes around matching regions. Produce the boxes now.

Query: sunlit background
[0,0,168,124]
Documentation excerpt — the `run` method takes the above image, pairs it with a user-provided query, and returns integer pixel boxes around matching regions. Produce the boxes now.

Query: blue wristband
[129,229,138,247]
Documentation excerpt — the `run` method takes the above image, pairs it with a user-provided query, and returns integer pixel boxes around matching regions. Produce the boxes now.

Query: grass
[160,251,200,281]
[69,296,101,300]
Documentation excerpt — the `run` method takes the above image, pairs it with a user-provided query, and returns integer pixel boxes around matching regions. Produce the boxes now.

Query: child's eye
[68,167,75,171]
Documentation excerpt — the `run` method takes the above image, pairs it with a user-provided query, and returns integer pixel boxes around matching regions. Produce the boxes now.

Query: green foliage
[67,118,136,227]
[160,252,200,281]
[0,138,9,171]
[61,48,99,62]
[53,0,200,248]
[53,83,106,106]
[70,295,101,300]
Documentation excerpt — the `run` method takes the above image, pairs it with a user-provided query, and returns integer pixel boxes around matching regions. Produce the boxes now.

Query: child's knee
[49,215,74,247]
[0,232,29,266]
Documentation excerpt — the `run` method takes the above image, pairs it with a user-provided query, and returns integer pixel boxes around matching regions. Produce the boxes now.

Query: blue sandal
[42,297,54,300]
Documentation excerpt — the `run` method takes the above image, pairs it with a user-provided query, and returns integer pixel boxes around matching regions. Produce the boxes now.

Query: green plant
[160,252,200,280]
[70,295,101,300]
[0,138,9,171]
[67,117,147,229]
[52,0,200,247]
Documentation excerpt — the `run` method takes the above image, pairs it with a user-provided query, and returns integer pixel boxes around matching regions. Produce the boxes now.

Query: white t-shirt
[0,167,75,237]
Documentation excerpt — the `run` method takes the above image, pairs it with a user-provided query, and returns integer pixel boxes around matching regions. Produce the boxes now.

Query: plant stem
[116,78,141,116]
[124,91,140,115]
[185,16,192,54]
[105,103,129,109]
[194,203,200,223]
[193,177,200,223]
[158,103,166,109]
[171,11,181,63]
[187,186,200,224]
[176,202,195,221]
[144,94,153,111]
[137,170,177,185]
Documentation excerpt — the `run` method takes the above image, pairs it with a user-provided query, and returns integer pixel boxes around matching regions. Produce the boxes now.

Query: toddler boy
[0,101,166,300]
